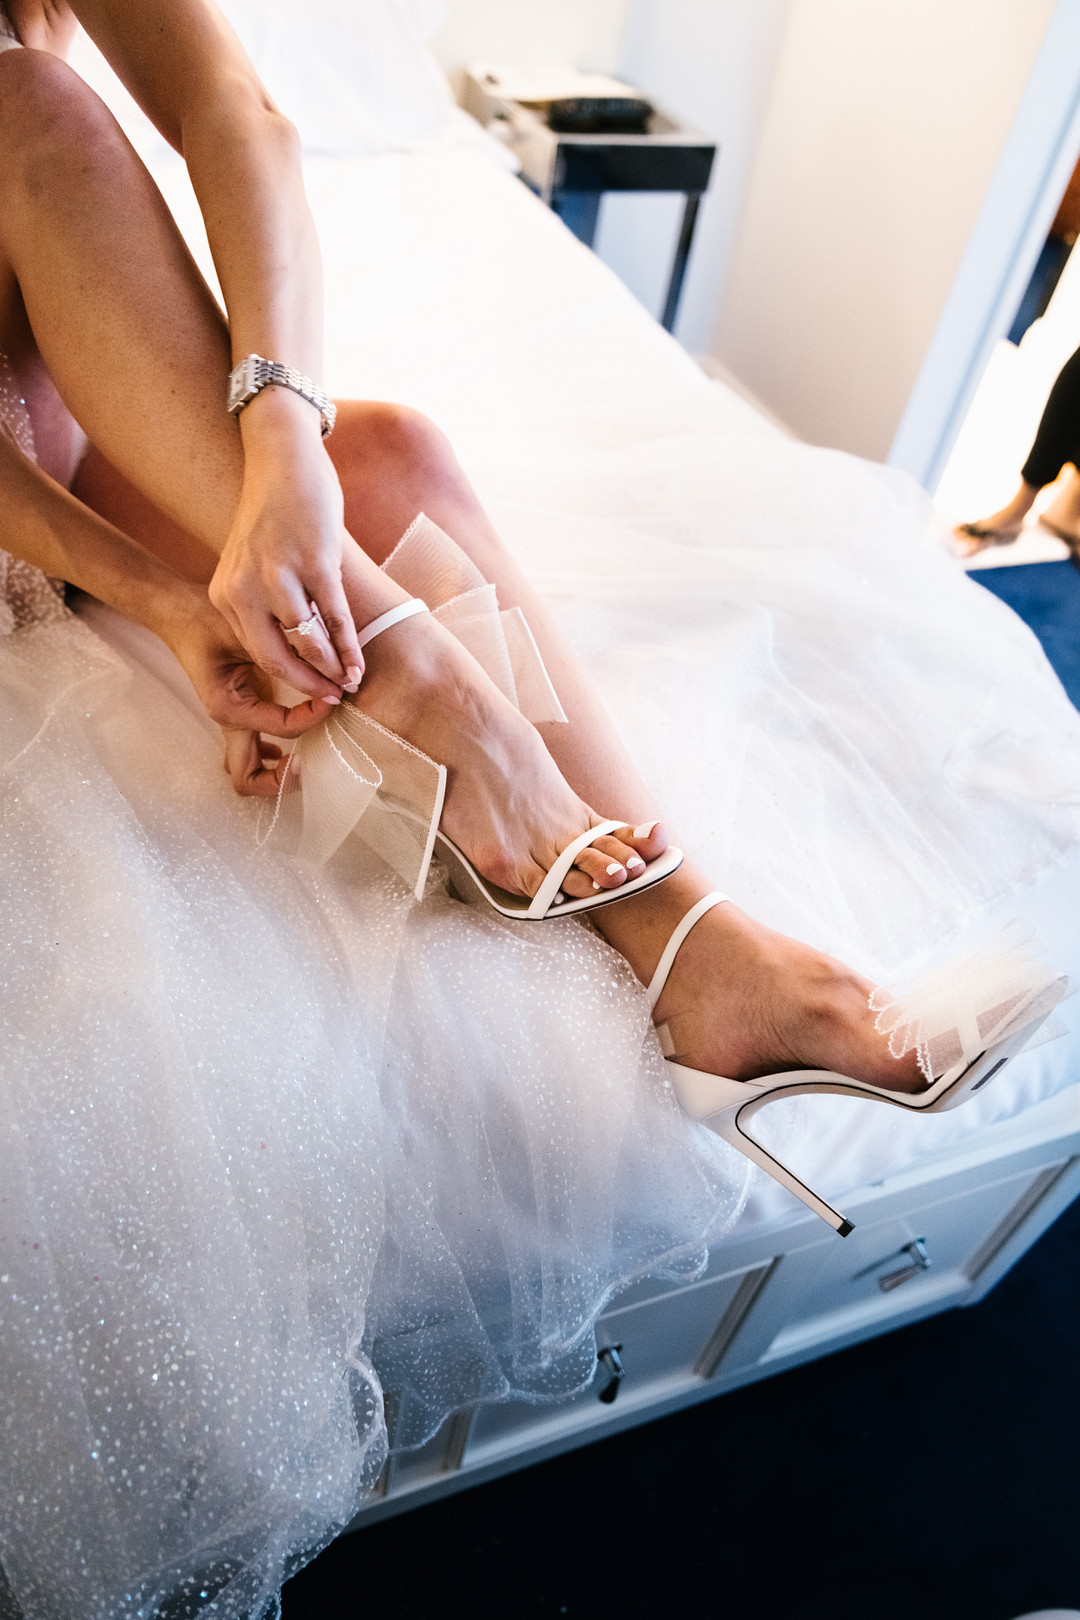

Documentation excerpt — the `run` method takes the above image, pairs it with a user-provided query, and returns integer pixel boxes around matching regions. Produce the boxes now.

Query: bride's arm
[0,434,335,790]
[64,0,365,687]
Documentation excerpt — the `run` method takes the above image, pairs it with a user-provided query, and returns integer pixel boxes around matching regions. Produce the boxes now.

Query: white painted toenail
[553,893,565,905]
[633,821,658,840]
[626,855,645,870]
[592,881,602,890]
[605,862,624,876]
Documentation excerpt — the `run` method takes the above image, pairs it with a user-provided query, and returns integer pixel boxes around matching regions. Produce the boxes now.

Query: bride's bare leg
[0,49,920,1089]
[0,46,655,902]
[327,404,923,1092]
[76,418,924,1092]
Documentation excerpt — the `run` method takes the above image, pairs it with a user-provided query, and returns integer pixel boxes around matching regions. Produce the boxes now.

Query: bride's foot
[597,872,925,1093]
[353,610,667,900]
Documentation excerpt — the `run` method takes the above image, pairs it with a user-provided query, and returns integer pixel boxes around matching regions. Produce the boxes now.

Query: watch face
[228,356,258,412]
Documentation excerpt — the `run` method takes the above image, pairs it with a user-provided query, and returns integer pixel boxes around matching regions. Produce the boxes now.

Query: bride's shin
[328,402,665,828]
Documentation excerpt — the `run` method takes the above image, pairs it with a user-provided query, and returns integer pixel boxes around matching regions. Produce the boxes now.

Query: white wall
[431,0,791,352]
[431,0,1075,471]
[600,0,792,353]
[890,0,1080,487]
[429,0,628,91]
[713,0,1058,461]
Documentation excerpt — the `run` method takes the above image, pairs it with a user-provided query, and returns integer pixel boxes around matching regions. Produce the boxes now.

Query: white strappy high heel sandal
[280,584,683,919]
[359,597,683,919]
[435,817,683,922]
[648,893,1070,1235]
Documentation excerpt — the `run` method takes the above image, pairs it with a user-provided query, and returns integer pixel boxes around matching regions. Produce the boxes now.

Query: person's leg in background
[957,343,1080,554]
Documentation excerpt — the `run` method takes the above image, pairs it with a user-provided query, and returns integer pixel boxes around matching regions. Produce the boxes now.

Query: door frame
[888,0,1080,492]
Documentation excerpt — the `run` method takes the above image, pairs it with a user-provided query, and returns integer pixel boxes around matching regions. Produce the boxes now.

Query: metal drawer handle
[878,1238,932,1293]
[596,1344,625,1404]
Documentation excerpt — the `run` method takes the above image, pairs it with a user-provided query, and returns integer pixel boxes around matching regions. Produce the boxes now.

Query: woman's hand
[208,391,365,700]
[165,582,338,798]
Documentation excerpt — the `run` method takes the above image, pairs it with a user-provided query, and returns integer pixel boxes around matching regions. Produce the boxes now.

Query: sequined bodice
[0,350,68,632]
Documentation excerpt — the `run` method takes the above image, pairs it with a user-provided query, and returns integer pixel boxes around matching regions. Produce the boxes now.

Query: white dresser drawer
[351,1116,1080,1527]
[465,1259,774,1464]
[757,1160,1071,1367]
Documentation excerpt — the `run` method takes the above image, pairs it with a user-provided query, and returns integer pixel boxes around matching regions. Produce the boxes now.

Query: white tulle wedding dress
[1,348,1078,1620]
[0,363,748,1620]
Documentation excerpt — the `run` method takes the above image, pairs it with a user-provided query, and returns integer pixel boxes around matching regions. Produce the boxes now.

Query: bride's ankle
[592,865,722,990]
[354,615,490,742]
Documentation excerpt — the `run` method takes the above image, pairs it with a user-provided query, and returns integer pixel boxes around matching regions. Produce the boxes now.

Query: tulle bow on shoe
[870,921,1071,1083]
[259,514,566,896]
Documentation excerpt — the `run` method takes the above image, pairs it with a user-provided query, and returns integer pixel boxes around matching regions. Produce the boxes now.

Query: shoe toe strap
[526,819,625,919]
[647,891,730,1010]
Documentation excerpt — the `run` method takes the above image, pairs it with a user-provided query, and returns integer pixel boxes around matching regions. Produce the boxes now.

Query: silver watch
[227,354,337,439]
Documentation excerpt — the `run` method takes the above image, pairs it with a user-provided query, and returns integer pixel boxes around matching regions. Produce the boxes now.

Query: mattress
[147,139,1080,1235]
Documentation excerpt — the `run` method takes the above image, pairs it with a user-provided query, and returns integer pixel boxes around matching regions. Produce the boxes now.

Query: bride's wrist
[239,385,327,462]
[145,579,215,652]
[77,543,206,650]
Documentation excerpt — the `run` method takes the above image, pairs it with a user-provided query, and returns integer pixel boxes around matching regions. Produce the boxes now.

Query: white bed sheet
[149,141,1080,1234]
[14,82,1080,1620]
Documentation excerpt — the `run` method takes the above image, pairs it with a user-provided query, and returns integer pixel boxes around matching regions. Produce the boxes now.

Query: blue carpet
[974,559,1080,710]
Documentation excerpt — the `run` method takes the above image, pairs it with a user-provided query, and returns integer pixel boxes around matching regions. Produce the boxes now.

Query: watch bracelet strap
[228,354,337,438]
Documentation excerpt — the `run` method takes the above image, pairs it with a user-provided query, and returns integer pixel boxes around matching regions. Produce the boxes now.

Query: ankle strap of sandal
[647,891,730,1011]
[356,597,429,652]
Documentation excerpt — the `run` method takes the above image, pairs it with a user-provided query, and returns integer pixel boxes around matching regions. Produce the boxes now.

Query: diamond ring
[280,603,329,641]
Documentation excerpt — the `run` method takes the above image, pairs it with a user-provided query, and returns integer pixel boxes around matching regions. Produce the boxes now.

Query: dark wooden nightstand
[464,71,717,332]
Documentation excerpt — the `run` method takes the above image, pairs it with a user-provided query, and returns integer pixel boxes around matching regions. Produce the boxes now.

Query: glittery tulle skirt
[0,607,744,1620]
[5,438,1080,1620]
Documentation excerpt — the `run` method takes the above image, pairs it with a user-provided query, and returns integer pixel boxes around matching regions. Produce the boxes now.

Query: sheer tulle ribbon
[259,514,567,897]
[870,920,1071,1081]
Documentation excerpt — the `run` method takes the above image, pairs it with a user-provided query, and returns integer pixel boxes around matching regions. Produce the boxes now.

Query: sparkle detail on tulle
[0,346,1075,1620]
[0,484,740,1618]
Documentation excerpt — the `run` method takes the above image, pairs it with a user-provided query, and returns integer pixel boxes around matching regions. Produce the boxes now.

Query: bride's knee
[332,401,460,489]
[0,50,128,208]
[331,400,500,563]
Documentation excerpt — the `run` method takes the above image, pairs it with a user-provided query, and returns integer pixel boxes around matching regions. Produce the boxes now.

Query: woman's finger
[221,728,282,798]
[209,679,338,738]
[309,572,364,687]
[233,608,345,702]
[279,599,351,685]
[244,694,338,738]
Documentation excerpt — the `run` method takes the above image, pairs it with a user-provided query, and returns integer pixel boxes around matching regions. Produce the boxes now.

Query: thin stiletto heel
[649,894,1069,1235]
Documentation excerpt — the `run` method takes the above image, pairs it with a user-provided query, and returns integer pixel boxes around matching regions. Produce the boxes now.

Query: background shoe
[955,519,1023,550]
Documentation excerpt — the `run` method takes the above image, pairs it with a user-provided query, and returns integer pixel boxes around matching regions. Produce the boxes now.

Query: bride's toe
[557,822,673,897]
[622,821,669,862]
[560,821,670,892]
[558,857,624,899]
[578,832,653,886]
